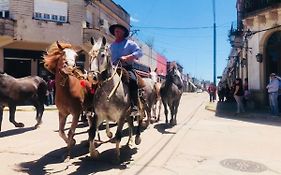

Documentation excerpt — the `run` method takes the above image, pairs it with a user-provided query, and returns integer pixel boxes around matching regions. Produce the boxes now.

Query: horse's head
[88,36,111,84]
[44,41,79,75]
[167,65,184,89]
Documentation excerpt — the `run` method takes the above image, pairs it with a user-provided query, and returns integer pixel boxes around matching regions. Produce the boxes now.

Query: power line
[132,24,229,31]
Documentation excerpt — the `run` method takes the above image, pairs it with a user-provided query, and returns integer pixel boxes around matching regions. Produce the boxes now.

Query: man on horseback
[109,23,143,115]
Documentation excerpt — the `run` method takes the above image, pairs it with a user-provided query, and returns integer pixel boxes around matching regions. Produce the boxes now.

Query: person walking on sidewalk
[234,78,245,115]
[208,83,216,102]
[266,73,279,116]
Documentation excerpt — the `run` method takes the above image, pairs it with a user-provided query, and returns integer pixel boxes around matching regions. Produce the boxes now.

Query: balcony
[0,18,14,38]
[243,0,281,16]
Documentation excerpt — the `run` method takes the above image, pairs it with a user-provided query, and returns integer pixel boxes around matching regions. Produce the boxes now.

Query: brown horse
[43,41,92,157]
[0,73,47,131]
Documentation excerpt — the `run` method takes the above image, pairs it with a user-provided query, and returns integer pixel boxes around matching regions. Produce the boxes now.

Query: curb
[205,102,217,112]
[3,105,57,112]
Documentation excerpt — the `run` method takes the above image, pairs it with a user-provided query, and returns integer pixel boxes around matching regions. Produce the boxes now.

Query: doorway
[4,58,31,78]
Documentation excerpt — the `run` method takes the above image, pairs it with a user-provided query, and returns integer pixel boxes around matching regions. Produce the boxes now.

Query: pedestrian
[109,23,143,114]
[266,73,279,116]
[208,83,216,102]
[243,78,250,108]
[234,78,245,115]
[46,76,55,105]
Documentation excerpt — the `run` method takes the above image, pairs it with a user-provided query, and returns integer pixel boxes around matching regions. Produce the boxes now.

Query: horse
[43,41,93,157]
[139,78,162,126]
[0,73,47,131]
[160,63,183,125]
[87,37,142,163]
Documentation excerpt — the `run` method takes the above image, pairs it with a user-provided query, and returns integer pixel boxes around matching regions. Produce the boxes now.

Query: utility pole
[212,0,216,85]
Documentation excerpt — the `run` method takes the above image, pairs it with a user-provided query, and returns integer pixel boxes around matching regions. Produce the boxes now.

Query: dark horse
[87,37,142,163]
[43,41,93,157]
[0,73,47,131]
[160,62,183,125]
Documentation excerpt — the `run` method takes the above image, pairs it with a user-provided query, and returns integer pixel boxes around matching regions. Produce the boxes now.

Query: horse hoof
[15,122,24,128]
[135,136,141,145]
[90,150,99,158]
[107,131,113,138]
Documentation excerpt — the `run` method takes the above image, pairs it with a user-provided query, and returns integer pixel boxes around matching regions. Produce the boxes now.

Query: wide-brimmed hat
[109,24,129,38]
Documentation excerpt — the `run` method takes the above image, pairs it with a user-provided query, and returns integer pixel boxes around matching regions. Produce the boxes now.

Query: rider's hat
[109,24,129,38]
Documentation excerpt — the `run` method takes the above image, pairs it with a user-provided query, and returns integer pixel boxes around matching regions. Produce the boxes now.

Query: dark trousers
[124,66,138,107]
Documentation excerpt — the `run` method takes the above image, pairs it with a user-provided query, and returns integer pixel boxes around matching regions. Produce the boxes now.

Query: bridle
[88,45,123,101]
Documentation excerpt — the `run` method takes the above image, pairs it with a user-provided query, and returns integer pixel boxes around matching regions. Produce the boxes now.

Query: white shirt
[266,78,279,93]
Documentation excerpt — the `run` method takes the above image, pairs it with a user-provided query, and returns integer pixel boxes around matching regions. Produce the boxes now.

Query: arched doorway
[265,31,281,79]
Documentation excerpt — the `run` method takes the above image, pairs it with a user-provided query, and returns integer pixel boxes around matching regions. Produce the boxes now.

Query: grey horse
[87,37,142,163]
[160,63,183,125]
[139,78,162,126]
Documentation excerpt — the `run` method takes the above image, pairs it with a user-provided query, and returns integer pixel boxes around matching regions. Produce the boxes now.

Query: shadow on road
[18,141,138,175]
[153,123,176,134]
[215,101,281,127]
[0,126,36,138]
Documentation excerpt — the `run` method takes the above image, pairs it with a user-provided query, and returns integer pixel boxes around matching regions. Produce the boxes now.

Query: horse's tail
[37,77,48,104]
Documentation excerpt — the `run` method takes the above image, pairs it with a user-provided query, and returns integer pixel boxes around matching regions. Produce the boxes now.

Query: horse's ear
[90,37,95,45]
[102,37,106,46]
[56,41,63,51]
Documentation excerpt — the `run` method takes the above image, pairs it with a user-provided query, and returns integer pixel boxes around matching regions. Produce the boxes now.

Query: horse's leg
[135,114,142,145]
[169,103,175,125]
[115,117,126,163]
[34,102,44,128]
[88,114,100,158]
[157,99,162,122]
[174,100,180,125]
[126,116,134,146]
[58,112,68,144]
[8,104,24,128]
[105,120,113,138]
[0,105,3,131]
[162,101,168,124]
[66,113,79,157]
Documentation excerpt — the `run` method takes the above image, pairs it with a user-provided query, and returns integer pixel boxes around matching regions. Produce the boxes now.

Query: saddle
[116,68,146,89]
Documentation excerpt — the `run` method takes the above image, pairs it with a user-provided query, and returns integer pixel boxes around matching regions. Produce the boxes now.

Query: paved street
[1,92,281,175]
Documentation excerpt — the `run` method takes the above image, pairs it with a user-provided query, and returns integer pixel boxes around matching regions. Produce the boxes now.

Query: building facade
[235,0,281,107]
[0,0,130,79]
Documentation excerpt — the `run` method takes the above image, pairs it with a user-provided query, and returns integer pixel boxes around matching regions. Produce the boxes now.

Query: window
[34,0,68,23]
[34,12,42,19]
[51,15,58,21]
[59,16,66,22]
[43,13,50,20]
[0,10,9,18]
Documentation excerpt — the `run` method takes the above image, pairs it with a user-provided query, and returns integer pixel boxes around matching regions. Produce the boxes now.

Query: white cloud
[130,16,139,23]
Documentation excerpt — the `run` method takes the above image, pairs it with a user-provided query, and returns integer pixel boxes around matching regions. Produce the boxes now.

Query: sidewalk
[3,105,57,112]
[206,100,281,123]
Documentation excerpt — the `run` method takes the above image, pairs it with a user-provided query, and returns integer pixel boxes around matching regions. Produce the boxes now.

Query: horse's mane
[43,42,72,74]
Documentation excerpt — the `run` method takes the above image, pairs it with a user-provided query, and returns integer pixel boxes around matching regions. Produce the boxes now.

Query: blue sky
[113,0,237,81]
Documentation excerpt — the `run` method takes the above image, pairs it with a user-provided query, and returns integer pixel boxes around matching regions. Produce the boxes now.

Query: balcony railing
[244,0,281,14]
[0,18,14,37]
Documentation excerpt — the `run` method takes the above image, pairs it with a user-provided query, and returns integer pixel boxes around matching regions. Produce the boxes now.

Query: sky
[113,0,237,82]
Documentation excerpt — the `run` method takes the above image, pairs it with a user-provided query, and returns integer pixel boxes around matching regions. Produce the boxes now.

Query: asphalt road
[1,92,281,175]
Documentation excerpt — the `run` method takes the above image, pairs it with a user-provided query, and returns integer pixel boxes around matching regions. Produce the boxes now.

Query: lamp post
[212,0,216,85]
